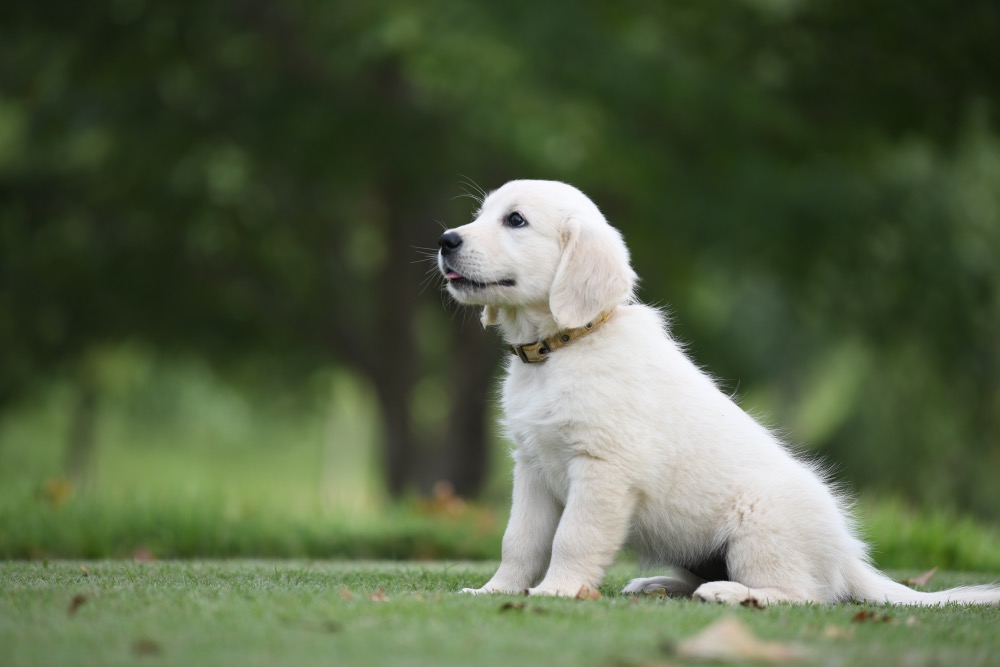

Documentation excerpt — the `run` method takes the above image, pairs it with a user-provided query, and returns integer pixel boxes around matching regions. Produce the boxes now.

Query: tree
[2,0,999,514]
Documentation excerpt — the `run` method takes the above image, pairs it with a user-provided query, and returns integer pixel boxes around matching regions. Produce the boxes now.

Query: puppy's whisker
[452,190,482,208]
[455,177,487,211]
[418,270,445,296]
[457,174,488,202]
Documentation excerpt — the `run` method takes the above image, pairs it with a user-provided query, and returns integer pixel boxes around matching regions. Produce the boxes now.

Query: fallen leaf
[67,594,88,616]
[902,567,938,588]
[675,617,805,663]
[80,566,91,577]
[369,588,388,602]
[339,588,353,601]
[575,586,602,601]
[851,610,892,624]
[500,601,526,612]
[132,639,162,656]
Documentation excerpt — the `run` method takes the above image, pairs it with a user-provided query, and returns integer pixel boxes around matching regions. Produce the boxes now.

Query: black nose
[438,231,463,255]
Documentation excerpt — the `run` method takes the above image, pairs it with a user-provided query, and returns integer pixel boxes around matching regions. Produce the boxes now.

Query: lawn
[3,357,1000,666]
[3,560,999,667]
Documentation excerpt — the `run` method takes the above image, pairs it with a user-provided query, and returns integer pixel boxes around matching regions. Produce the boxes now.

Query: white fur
[439,179,1000,606]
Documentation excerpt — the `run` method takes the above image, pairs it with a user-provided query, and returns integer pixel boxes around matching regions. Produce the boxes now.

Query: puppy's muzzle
[438,231,463,256]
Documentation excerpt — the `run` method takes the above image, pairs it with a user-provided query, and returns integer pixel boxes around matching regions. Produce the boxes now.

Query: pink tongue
[445,271,463,280]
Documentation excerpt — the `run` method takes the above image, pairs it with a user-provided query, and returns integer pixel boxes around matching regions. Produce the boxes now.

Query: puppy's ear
[549,216,636,329]
[481,305,499,327]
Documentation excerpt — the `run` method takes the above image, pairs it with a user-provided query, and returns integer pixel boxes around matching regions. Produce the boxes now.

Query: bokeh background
[2,0,999,561]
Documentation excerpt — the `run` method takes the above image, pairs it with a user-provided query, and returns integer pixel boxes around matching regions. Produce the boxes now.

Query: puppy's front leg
[462,458,560,594]
[529,455,637,597]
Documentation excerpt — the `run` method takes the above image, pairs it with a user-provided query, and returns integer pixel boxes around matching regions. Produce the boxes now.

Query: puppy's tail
[847,562,1000,606]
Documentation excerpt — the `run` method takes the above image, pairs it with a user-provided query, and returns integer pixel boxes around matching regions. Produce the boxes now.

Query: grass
[0,494,503,560]
[3,560,1000,667]
[4,489,1000,572]
[3,354,1000,665]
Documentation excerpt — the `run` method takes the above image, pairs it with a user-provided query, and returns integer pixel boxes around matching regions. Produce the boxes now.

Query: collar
[509,309,615,364]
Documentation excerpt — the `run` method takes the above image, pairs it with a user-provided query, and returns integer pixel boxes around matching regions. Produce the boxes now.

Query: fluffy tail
[848,562,1000,606]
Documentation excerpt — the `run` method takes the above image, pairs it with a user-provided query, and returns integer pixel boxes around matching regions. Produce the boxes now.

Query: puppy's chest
[502,369,591,499]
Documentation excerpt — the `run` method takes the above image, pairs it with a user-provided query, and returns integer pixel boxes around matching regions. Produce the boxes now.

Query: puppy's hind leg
[691,540,818,605]
[692,581,805,606]
[692,493,834,607]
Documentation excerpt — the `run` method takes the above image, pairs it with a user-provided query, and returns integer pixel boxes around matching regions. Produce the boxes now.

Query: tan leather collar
[509,309,615,364]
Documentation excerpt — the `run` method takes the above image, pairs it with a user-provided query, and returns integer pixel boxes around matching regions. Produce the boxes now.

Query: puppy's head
[438,180,636,329]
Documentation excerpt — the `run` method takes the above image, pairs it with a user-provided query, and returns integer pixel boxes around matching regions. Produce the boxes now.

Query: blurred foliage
[1,0,999,516]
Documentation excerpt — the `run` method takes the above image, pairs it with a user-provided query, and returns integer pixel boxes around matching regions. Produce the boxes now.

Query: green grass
[0,495,503,560]
[3,560,999,667]
[4,357,1000,665]
[5,491,1000,572]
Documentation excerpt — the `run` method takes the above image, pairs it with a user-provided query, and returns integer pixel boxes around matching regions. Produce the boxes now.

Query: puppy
[438,179,1000,605]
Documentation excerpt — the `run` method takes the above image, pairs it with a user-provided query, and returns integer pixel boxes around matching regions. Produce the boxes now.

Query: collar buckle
[510,342,548,364]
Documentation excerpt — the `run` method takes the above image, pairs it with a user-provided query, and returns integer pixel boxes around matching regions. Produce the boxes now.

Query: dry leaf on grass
[499,601,548,615]
[675,617,805,663]
[575,586,602,601]
[79,566,91,577]
[339,588,353,601]
[852,610,893,624]
[369,588,389,602]
[67,594,88,616]
[902,567,938,587]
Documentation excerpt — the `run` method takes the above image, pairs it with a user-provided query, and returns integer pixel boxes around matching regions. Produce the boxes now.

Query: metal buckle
[512,344,533,364]
[511,343,547,364]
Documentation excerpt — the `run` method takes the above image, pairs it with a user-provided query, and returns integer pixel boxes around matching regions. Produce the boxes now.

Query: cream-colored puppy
[438,179,1000,605]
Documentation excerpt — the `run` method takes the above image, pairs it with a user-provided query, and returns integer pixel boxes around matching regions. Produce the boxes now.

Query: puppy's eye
[504,211,528,228]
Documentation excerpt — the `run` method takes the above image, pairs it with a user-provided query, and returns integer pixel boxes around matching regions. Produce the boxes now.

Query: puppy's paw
[692,581,767,607]
[460,584,526,595]
[527,584,580,597]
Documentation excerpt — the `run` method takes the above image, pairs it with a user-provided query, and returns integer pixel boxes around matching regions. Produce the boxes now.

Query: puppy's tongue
[445,270,463,280]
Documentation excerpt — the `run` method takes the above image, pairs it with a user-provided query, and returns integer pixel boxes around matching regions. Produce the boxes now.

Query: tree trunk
[373,379,416,497]
[444,319,500,497]
[368,183,428,499]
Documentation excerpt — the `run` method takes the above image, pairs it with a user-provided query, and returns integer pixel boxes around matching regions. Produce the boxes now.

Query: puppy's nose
[438,231,463,255]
